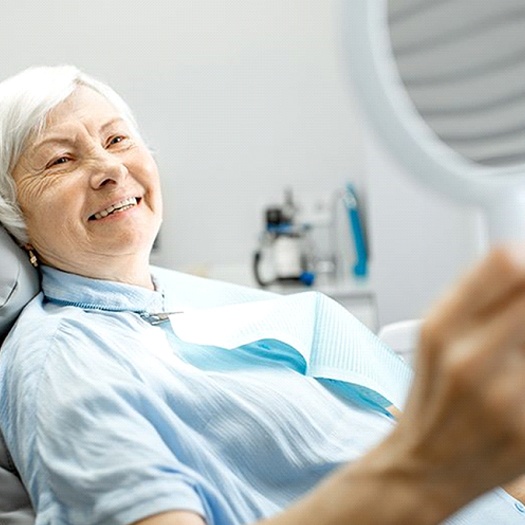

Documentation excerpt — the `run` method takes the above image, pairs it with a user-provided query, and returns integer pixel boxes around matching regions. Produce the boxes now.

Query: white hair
[0,65,140,244]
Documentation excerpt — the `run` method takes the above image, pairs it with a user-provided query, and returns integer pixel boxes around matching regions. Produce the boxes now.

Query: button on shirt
[0,266,523,525]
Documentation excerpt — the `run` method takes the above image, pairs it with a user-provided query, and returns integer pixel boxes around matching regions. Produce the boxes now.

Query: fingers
[412,244,525,419]
[446,292,525,371]
[396,245,525,500]
[418,269,525,390]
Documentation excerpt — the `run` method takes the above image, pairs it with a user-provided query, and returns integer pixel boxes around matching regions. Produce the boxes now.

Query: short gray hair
[0,65,139,244]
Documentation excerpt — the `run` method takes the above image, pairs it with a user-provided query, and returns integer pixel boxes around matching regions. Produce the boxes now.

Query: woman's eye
[108,135,126,146]
[47,156,70,168]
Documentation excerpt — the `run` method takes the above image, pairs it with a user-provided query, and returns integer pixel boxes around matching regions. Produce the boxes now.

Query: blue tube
[343,183,368,278]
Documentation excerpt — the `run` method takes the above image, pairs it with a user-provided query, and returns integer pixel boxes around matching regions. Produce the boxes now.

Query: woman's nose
[89,150,128,188]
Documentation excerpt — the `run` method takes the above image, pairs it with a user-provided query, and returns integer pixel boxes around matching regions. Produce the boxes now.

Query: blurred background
[0,0,486,329]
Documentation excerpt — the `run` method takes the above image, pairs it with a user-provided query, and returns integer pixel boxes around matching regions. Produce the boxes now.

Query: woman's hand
[380,245,525,518]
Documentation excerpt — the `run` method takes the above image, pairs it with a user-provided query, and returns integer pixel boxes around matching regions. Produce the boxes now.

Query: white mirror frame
[341,0,525,242]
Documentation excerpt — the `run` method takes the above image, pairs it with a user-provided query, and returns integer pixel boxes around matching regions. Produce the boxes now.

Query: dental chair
[0,227,38,524]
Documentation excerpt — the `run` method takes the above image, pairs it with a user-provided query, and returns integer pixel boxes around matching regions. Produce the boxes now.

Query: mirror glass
[387,0,525,168]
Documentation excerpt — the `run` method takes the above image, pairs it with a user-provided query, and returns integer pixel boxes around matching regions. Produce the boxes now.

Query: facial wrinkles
[30,100,130,162]
[14,155,78,230]
[12,154,58,214]
[17,123,135,189]
[5,87,161,288]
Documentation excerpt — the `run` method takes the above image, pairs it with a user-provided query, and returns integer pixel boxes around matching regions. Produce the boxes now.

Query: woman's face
[11,86,163,285]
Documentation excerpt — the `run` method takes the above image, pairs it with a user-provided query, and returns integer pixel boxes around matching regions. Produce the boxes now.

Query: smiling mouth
[89,197,140,220]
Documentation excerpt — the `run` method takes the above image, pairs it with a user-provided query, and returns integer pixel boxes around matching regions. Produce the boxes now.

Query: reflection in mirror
[388,0,525,167]
[343,0,525,242]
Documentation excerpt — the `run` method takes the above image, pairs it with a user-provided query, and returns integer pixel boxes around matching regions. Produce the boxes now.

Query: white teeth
[92,197,138,220]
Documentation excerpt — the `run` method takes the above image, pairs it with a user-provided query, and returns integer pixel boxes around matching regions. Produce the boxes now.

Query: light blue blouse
[0,266,522,524]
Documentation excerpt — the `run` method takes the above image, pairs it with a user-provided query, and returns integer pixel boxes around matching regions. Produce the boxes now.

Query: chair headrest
[0,228,40,344]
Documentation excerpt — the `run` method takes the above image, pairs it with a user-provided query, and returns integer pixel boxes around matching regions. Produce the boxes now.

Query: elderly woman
[2,66,525,525]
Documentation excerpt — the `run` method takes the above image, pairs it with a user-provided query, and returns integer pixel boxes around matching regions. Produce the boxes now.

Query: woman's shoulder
[2,293,57,355]
[0,294,146,411]
[1,293,125,375]
[4,293,83,347]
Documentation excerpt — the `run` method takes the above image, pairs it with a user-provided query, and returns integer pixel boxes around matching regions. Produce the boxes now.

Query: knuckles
[486,245,525,281]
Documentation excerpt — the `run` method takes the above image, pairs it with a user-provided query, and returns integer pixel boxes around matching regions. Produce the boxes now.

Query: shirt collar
[40,265,165,313]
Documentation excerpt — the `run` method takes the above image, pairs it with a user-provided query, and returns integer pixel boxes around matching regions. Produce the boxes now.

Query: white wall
[0,0,485,326]
[362,126,487,326]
